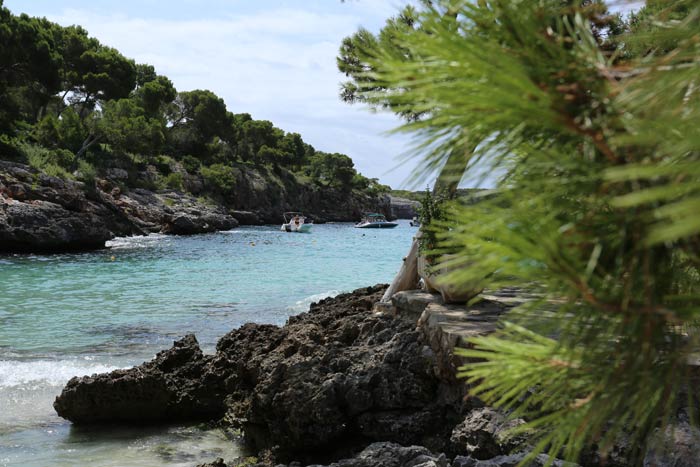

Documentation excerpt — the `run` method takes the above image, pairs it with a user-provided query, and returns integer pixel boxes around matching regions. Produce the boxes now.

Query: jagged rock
[452,453,570,467]
[163,211,237,235]
[450,408,527,459]
[196,459,228,467]
[0,161,140,252]
[643,410,700,467]
[0,160,394,252]
[325,442,446,467]
[213,286,463,461]
[109,188,238,235]
[0,162,242,251]
[231,210,263,225]
[389,195,420,219]
[54,335,226,423]
[54,286,466,463]
[265,443,446,467]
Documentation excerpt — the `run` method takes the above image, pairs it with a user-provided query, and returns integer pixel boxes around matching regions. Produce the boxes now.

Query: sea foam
[286,290,342,313]
[0,359,119,389]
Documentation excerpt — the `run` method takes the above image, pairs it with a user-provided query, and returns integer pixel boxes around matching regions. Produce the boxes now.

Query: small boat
[409,216,421,227]
[354,213,398,229]
[281,212,312,233]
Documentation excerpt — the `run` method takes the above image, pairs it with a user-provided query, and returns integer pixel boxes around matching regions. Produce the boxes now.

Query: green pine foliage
[341,0,699,463]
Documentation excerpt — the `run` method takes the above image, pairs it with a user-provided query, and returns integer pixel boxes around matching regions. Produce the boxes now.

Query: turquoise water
[0,222,415,467]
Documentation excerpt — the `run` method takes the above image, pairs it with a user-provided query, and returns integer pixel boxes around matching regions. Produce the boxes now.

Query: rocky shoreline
[0,161,395,252]
[52,285,567,467]
[52,285,700,467]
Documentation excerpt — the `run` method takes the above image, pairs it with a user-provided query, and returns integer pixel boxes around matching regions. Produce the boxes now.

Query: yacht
[354,213,398,229]
[281,212,312,233]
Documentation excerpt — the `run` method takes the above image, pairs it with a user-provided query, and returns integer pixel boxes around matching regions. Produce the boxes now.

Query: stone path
[391,288,530,382]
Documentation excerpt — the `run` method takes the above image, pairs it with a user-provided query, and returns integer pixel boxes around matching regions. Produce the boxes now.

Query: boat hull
[354,222,398,229]
[282,223,312,233]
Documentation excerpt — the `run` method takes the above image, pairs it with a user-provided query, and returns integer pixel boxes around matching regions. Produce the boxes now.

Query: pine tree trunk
[379,145,471,304]
[380,236,420,302]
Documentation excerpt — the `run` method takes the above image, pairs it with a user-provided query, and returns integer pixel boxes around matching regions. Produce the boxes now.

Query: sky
[5,0,421,188]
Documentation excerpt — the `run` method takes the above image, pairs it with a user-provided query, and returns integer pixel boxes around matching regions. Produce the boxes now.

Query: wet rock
[54,335,226,423]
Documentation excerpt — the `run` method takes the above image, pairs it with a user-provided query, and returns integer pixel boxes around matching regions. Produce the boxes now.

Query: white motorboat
[354,213,398,229]
[281,212,312,233]
[409,216,421,227]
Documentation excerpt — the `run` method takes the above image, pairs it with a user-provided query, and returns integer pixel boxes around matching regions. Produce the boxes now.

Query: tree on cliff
[340,0,699,463]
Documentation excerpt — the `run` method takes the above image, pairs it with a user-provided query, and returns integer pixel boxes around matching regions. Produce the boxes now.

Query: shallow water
[0,222,415,466]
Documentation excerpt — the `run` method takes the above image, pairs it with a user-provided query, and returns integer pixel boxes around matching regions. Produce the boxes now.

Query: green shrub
[342,1,700,462]
[0,135,26,162]
[200,163,237,196]
[181,155,201,174]
[41,163,73,180]
[164,172,184,190]
[76,160,97,185]
[152,154,175,175]
[22,143,76,178]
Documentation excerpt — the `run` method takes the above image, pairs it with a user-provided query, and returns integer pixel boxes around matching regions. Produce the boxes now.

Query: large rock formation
[61,286,691,467]
[213,285,464,460]
[389,195,420,219]
[197,442,570,467]
[0,160,392,252]
[53,335,226,423]
[0,161,140,252]
[218,166,394,224]
[54,285,466,463]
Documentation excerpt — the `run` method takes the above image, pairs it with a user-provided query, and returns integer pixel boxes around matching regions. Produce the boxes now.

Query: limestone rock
[452,453,570,467]
[53,335,226,423]
[450,408,527,459]
[0,161,139,252]
[54,286,465,464]
[643,410,700,467]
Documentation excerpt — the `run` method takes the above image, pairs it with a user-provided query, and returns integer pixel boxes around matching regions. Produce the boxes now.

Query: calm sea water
[0,222,415,467]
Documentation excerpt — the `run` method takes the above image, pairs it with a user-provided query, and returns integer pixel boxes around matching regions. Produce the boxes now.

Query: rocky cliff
[0,161,237,252]
[389,195,420,219]
[186,165,393,225]
[0,161,391,252]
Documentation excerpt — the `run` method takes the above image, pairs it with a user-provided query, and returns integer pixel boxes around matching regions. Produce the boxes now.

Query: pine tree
[340,0,700,463]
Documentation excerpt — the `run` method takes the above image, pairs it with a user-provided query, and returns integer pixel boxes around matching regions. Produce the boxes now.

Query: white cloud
[44,5,418,188]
